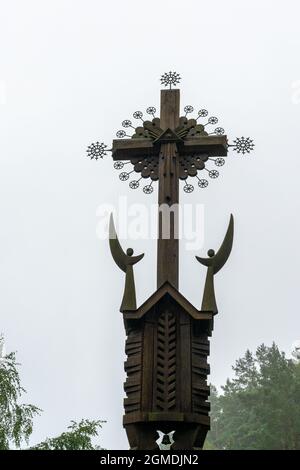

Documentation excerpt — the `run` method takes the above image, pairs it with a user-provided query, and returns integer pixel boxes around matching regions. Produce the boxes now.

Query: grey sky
[1,0,300,450]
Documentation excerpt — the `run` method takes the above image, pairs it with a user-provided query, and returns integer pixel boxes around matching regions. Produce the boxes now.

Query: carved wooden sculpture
[109,214,144,311]
[196,214,234,313]
[88,72,254,450]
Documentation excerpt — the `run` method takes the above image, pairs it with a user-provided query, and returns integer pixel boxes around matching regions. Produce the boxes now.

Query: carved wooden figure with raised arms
[87,72,254,450]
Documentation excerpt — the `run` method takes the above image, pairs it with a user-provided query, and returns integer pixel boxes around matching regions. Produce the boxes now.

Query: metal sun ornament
[183,182,194,193]
[122,119,134,129]
[205,116,218,126]
[160,71,181,89]
[231,136,255,154]
[86,141,107,160]
[214,127,225,135]
[197,109,208,118]
[143,183,154,194]
[215,157,225,166]
[197,178,209,188]
[184,105,194,116]
[119,172,129,181]
[129,180,140,189]
[133,111,144,121]
[116,130,127,138]
[146,106,156,117]
[114,161,125,170]
[209,169,219,179]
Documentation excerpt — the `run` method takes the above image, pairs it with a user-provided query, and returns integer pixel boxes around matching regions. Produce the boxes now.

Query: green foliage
[0,335,105,450]
[30,419,104,450]
[0,338,41,449]
[206,343,300,450]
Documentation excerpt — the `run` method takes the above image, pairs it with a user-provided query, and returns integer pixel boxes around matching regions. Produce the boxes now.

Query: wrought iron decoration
[87,75,253,194]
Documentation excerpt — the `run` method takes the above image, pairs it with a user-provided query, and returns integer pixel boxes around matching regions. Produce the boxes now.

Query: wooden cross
[112,88,228,290]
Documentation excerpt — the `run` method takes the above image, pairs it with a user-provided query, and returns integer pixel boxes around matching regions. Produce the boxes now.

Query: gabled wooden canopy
[123,281,213,321]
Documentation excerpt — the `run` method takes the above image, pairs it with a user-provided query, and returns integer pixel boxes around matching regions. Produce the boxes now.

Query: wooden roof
[123,281,213,321]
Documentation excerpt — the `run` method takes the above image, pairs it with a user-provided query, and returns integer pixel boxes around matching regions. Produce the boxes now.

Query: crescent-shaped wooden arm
[195,214,234,313]
[109,213,144,312]
[109,213,144,271]
[196,214,234,274]
[109,213,127,272]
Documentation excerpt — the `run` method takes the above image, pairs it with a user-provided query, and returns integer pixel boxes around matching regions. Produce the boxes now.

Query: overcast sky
[1,0,300,450]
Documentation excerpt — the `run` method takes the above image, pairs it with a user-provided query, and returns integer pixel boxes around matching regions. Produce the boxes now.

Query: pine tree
[206,343,300,450]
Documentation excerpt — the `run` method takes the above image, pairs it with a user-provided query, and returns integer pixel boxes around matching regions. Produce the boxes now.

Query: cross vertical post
[157,89,180,289]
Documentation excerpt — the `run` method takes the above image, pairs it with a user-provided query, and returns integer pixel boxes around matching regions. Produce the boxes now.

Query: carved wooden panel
[122,295,212,449]
[192,334,210,416]
[124,328,143,414]
[156,311,176,411]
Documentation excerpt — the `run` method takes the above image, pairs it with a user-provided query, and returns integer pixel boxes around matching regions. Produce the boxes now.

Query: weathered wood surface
[122,287,212,450]
[109,86,232,450]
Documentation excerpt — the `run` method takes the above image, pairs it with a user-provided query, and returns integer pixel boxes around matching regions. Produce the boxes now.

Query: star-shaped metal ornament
[160,71,181,89]
[231,137,255,154]
[86,142,107,160]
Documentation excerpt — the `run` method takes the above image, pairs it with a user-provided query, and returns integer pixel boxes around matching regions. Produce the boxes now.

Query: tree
[0,335,104,450]
[0,335,40,449]
[205,343,300,450]
[30,419,104,450]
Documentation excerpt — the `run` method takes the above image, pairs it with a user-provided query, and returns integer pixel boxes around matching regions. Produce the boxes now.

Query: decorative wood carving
[156,311,177,411]
[108,80,235,450]
[121,286,213,450]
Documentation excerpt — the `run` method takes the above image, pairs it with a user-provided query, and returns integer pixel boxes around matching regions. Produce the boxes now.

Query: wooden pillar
[157,89,180,289]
